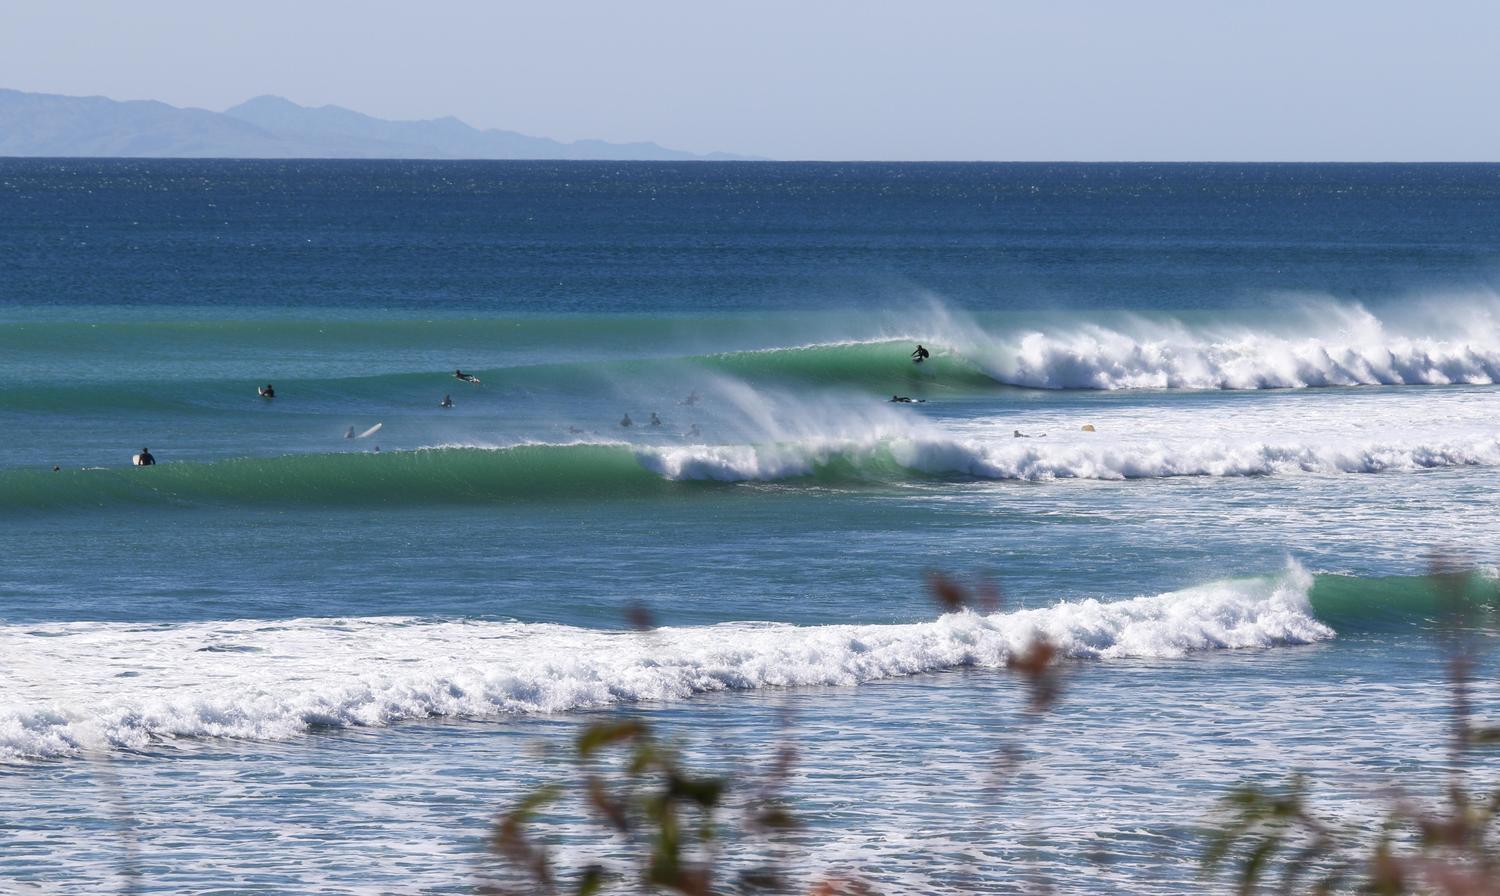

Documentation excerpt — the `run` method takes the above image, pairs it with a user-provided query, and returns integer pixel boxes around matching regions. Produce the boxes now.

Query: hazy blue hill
[0,89,748,160]
[0,89,294,157]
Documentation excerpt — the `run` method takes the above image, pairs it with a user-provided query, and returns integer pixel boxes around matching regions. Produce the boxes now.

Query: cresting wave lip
[946,303,1500,390]
[8,430,1500,509]
[0,565,1327,761]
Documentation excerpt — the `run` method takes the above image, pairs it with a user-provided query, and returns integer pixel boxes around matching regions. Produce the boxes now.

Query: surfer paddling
[911,344,930,363]
[454,369,481,384]
[889,395,925,403]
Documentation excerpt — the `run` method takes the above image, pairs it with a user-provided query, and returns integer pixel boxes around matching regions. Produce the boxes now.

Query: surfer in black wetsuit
[259,383,275,399]
[912,344,930,363]
[620,413,634,427]
[134,448,155,466]
[344,426,355,439]
[649,412,663,427]
[440,394,453,408]
[454,369,480,384]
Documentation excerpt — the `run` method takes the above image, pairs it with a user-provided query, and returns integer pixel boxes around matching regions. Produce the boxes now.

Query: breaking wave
[0,565,1328,760]
[11,427,1500,510]
[946,302,1500,390]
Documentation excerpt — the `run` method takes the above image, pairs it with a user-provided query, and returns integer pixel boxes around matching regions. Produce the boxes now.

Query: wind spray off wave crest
[0,565,1328,760]
[922,298,1500,390]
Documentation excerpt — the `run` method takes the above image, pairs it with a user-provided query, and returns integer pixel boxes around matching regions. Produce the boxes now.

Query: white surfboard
[357,423,383,439]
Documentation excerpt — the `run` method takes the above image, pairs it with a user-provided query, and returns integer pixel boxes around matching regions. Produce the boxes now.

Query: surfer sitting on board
[440,394,453,408]
[454,369,480,384]
[649,412,663,427]
[911,344,930,363]
[258,383,275,399]
[133,447,156,466]
[620,413,634,428]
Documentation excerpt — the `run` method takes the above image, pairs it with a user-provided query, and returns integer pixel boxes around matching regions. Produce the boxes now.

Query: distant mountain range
[0,89,752,160]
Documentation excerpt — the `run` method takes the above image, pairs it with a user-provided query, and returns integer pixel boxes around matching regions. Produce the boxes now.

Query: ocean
[2,159,1499,893]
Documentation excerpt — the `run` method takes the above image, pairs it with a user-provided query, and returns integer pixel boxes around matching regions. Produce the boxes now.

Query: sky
[3,0,1498,161]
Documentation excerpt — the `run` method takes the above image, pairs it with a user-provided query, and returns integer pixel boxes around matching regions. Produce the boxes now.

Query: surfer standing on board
[133,447,156,466]
[911,344,930,363]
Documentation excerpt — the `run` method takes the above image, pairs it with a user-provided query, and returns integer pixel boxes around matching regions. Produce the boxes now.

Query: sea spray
[919,298,1500,390]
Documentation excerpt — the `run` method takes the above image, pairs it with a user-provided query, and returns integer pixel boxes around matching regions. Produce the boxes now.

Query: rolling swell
[13,428,1500,509]
[1307,572,1500,632]
[0,340,997,416]
[4,445,672,509]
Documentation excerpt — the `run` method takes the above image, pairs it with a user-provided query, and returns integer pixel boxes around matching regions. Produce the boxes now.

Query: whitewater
[0,566,1327,761]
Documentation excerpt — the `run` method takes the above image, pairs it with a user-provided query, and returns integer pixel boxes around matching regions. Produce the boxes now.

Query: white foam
[634,432,1500,483]
[927,299,1500,390]
[0,567,1327,760]
[630,381,1500,483]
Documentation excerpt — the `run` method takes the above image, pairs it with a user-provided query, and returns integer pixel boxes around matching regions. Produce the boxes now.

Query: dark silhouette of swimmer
[440,394,453,408]
[134,448,156,466]
[259,384,275,399]
[687,423,701,438]
[568,426,586,435]
[454,369,480,384]
[680,391,700,406]
[649,412,663,427]
[373,445,380,453]
[344,426,355,439]
[51,465,60,473]
[889,395,924,403]
[620,413,634,428]
[911,345,930,363]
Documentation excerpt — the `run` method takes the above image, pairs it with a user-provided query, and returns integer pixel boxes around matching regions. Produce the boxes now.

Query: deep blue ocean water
[3,160,1500,893]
